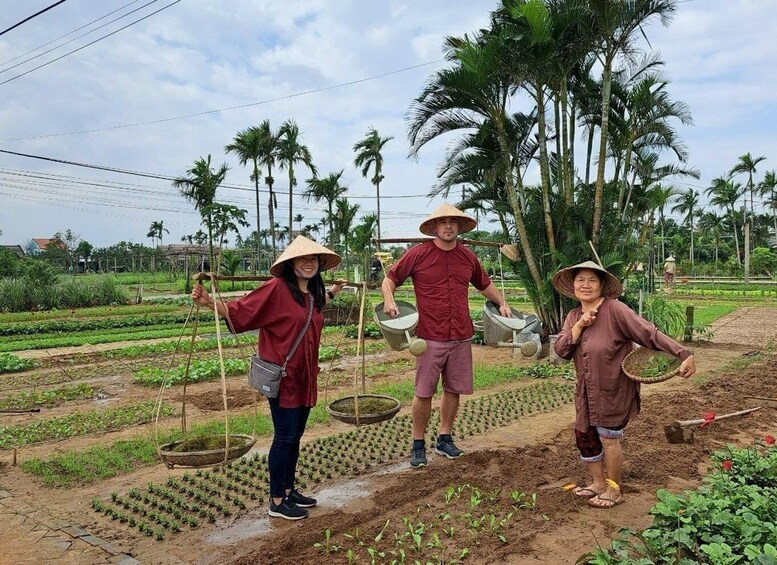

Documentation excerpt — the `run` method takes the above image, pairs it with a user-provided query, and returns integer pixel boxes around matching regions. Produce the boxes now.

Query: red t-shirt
[387,240,492,341]
[225,277,323,408]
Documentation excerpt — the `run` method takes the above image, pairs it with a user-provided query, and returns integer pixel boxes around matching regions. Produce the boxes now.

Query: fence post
[684,305,694,342]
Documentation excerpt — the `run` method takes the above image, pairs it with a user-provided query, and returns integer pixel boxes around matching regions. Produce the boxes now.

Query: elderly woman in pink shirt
[553,261,696,508]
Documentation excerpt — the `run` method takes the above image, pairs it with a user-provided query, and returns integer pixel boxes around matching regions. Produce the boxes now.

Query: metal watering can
[481,301,542,358]
[373,301,427,356]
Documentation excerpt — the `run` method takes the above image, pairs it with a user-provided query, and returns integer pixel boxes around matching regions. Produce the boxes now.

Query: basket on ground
[327,394,401,425]
[622,348,681,384]
[159,434,256,468]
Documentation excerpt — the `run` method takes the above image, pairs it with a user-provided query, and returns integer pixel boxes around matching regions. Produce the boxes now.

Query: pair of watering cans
[481,301,542,359]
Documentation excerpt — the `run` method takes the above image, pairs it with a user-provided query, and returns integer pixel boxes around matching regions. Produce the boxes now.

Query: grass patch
[676,301,738,327]
[0,383,98,411]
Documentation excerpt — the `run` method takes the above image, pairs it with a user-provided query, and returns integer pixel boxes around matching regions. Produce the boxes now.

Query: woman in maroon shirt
[192,236,343,521]
[552,261,696,509]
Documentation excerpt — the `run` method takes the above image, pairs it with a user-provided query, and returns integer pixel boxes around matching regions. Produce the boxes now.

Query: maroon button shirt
[224,277,323,409]
[387,241,492,341]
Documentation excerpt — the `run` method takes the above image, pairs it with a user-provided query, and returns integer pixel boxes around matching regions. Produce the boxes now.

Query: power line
[0,1,68,37]
[0,0,159,76]
[0,0,181,87]
[0,0,143,68]
[1,59,442,140]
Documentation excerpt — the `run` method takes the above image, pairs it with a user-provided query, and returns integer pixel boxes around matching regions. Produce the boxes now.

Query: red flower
[722,460,733,472]
[766,435,776,446]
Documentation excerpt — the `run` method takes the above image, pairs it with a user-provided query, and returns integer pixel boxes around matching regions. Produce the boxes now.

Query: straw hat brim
[551,260,622,300]
[419,203,477,236]
[269,235,341,277]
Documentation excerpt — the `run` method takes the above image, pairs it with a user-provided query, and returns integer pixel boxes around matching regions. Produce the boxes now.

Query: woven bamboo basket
[327,394,401,425]
[159,434,256,468]
[622,348,681,384]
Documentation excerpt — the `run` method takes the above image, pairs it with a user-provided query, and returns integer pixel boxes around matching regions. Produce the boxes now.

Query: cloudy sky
[0,0,776,249]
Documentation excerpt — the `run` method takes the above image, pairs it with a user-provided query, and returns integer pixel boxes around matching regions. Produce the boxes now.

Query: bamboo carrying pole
[352,283,368,426]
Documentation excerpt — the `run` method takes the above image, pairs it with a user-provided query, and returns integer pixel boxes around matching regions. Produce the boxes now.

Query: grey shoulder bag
[248,297,314,399]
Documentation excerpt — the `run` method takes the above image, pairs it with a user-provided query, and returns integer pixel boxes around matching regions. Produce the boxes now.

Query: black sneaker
[434,435,464,459]
[410,440,427,468]
[287,488,317,508]
[268,497,308,520]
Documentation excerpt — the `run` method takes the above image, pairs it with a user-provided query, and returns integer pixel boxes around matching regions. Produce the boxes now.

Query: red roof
[32,238,65,249]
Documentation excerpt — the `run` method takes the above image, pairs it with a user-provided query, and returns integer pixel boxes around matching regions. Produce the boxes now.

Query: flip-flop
[572,487,600,498]
[588,493,624,509]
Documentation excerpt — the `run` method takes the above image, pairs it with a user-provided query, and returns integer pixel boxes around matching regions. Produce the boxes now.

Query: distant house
[26,238,65,256]
[0,245,24,257]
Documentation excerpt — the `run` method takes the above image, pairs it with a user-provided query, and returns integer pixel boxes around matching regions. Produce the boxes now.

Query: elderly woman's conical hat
[551,260,622,300]
[270,235,341,277]
[419,203,477,236]
[665,256,676,262]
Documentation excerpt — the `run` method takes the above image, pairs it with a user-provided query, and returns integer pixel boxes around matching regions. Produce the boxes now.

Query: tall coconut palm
[277,119,317,241]
[225,126,264,268]
[730,152,766,239]
[303,171,348,248]
[353,127,393,250]
[333,197,360,264]
[705,175,745,264]
[758,170,777,243]
[589,0,677,243]
[670,187,699,265]
[294,213,304,233]
[697,211,723,264]
[173,155,229,270]
[256,120,282,260]
[651,184,678,263]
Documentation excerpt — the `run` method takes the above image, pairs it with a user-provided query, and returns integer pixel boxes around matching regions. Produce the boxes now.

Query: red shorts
[414,339,473,397]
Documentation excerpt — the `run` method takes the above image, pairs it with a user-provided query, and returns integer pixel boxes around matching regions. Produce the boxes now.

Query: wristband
[327,290,335,300]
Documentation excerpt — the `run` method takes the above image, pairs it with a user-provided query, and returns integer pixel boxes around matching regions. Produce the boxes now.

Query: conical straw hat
[665,256,676,262]
[419,203,476,236]
[270,235,341,277]
[500,244,520,262]
[551,260,621,300]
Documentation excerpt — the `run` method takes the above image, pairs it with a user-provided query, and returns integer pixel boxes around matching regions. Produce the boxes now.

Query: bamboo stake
[353,283,368,426]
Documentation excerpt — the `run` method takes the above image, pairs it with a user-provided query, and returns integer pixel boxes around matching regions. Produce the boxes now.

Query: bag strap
[280,296,314,372]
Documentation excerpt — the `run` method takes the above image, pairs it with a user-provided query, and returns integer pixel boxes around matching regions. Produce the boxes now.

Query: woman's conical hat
[270,235,341,276]
[419,203,477,236]
[551,260,622,300]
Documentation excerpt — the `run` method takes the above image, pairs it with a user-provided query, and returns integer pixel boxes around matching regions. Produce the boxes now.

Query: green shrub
[0,353,34,374]
[0,278,28,311]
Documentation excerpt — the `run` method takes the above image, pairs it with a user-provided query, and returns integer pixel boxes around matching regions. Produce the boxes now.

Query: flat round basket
[327,394,401,426]
[622,348,681,384]
[159,434,256,469]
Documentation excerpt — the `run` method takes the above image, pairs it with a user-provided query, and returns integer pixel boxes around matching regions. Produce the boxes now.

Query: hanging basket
[159,434,256,469]
[622,348,681,384]
[327,394,401,426]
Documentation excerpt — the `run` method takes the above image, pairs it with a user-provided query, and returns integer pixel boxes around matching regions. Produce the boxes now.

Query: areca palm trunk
[252,159,261,272]
[562,83,573,205]
[535,84,556,254]
[553,94,563,199]
[288,165,295,240]
[374,178,382,251]
[266,165,277,259]
[731,207,741,264]
[585,126,594,186]
[592,58,614,244]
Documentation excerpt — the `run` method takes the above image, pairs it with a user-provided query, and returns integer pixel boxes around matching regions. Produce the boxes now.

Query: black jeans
[267,397,311,498]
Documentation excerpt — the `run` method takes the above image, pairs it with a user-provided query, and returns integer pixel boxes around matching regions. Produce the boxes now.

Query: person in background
[552,261,695,508]
[381,203,512,468]
[663,255,676,288]
[192,236,345,520]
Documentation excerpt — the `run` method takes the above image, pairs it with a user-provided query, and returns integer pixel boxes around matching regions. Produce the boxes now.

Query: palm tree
[730,152,766,226]
[277,119,317,241]
[706,175,745,264]
[670,187,699,265]
[333,197,360,264]
[294,213,304,233]
[303,171,348,248]
[652,184,678,263]
[226,126,264,268]
[589,0,677,243]
[256,120,282,260]
[353,127,393,250]
[758,170,777,243]
[697,211,723,264]
[147,220,168,248]
[172,155,229,270]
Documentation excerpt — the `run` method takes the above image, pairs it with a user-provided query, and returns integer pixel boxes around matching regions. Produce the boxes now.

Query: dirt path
[708,306,777,348]
[0,309,774,564]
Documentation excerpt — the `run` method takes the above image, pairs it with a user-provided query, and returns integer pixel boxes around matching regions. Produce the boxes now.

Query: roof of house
[1,245,24,256]
[31,238,65,249]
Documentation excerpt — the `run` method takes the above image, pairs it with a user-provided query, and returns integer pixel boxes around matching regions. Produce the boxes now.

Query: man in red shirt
[382,203,512,468]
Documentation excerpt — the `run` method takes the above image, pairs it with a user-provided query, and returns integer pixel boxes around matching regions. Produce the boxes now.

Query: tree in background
[333,197,360,264]
[353,127,392,249]
[172,155,229,271]
[257,120,282,260]
[278,119,317,240]
[730,152,766,238]
[226,126,265,270]
[670,188,699,265]
[304,171,348,247]
[208,203,250,270]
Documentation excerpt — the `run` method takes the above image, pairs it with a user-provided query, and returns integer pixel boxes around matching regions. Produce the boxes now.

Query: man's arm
[479,283,511,317]
[381,277,399,318]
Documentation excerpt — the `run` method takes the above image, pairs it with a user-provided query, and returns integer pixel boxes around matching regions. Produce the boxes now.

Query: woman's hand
[679,354,696,378]
[576,306,599,330]
[192,283,212,307]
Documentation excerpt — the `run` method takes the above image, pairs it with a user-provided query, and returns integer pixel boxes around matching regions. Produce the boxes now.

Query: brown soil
[0,312,774,564]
